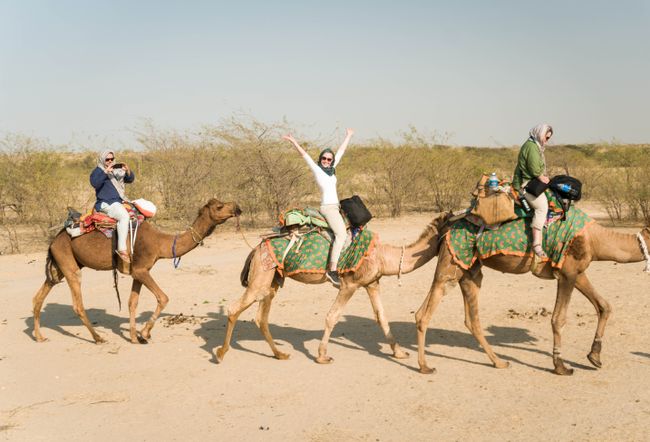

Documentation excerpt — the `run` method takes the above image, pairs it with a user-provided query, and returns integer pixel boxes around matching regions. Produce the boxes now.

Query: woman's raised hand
[346,128,355,137]
[282,134,297,144]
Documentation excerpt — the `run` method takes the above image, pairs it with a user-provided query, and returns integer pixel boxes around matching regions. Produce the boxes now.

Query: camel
[32,198,241,344]
[216,213,451,363]
[415,222,650,375]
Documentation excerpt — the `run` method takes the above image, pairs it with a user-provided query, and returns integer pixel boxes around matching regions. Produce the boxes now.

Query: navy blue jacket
[90,167,135,211]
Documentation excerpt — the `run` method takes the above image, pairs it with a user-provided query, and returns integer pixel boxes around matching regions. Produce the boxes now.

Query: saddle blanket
[265,228,377,276]
[447,206,594,270]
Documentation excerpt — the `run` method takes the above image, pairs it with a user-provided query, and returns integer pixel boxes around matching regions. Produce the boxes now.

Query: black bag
[549,175,582,201]
[340,195,372,227]
[524,178,549,197]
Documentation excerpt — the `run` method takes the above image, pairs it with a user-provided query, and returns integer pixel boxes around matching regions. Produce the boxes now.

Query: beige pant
[523,191,548,231]
[320,204,347,270]
[100,201,130,251]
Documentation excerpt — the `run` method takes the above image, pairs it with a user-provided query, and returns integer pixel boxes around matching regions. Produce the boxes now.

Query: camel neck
[591,224,648,264]
[379,220,440,276]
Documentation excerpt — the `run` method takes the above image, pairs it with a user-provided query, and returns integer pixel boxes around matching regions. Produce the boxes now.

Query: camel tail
[45,247,64,285]
[240,248,256,287]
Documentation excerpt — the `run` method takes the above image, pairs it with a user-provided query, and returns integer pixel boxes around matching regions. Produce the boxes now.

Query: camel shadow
[194,307,575,372]
[632,352,650,359]
[23,302,162,343]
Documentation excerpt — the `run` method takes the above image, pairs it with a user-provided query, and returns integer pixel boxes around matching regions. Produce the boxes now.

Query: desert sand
[1,212,649,441]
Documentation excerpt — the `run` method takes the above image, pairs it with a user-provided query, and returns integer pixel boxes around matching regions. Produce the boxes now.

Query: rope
[235,216,255,250]
[172,234,181,269]
[636,232,650,273]
[397,246,405,287]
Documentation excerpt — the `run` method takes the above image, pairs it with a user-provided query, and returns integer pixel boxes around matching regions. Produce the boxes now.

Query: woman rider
[512,123,553,259]
[90,149,135,263]
[283,128,354,287]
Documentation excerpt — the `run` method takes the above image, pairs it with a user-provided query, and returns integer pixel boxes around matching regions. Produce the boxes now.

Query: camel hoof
[494,360,510,369]
[35,336,49,343]
[587,352,602,368]
[215,347,226,363]
[553,366,574,376]
[419,366,437,375]
[393,350,410,360]
[136,335,149,344]
[316,355,334,364]
[94,337,107,344]
[274,352,290,360]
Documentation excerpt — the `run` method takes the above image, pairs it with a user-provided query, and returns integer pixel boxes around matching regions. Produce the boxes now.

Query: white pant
[100,202,130,251]
[523,191,548,231]
[320,204,347,270]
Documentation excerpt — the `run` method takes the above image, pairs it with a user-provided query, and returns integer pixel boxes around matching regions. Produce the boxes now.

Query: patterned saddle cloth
[264,228,377,277]
[65,203,144,238]
[448,202,594,270]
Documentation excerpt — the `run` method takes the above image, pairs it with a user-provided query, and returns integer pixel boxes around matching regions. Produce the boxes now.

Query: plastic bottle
[557,183,571,193]
[487,172,499,190]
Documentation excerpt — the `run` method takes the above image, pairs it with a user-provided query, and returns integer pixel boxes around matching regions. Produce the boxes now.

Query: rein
[172,226,205,269]
[397,246,405,287]
[235,216,255,250]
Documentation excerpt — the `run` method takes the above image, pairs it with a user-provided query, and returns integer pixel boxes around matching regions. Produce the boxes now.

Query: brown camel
[216,213,450,363]
[32,198,241,344]
[415,222,650,375]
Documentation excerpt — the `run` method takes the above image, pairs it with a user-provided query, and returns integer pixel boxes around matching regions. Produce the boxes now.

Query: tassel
[636,233,650,273]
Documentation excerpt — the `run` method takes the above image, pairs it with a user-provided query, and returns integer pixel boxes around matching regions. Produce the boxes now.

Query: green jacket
[512,138,545,189]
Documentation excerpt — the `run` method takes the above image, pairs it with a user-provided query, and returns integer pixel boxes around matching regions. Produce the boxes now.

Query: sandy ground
[1,212,649,441]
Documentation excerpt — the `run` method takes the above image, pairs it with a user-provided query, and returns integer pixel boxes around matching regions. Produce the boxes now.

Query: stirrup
[116,250,131,263]
[532,244,547,259]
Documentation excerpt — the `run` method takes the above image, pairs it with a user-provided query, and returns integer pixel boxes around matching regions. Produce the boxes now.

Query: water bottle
[487,172,499,190]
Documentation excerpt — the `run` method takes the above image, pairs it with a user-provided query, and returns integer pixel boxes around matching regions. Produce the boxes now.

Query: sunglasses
[321,157,334,162]
[105,157,115,162]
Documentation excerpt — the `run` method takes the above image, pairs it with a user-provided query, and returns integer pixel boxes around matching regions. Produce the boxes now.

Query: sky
[1,0,649,148]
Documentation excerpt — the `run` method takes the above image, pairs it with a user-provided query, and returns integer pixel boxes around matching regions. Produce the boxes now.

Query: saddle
[65,201,153,238]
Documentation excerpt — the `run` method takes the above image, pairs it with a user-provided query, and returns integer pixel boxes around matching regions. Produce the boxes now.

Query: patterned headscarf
[318,148,336,176]
[529,124,553,151]
[97,149,127,200]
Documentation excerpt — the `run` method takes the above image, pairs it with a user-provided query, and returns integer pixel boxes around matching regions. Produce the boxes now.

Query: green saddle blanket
[448,205,594,270]
[264,229,376,276]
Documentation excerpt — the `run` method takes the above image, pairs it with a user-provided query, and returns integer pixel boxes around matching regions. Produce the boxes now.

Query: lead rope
[172,234,181,269]
[636,232,650,273]
[235,216,255,250]
[397,246,405,287]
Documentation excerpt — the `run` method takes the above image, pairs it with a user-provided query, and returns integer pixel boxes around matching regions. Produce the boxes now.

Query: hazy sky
[1,0,648,148]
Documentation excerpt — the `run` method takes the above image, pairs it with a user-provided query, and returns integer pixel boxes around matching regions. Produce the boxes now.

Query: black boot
[326,270,340,288]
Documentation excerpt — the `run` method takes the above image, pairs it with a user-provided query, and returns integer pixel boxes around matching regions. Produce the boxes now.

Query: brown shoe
[116,250,131,263]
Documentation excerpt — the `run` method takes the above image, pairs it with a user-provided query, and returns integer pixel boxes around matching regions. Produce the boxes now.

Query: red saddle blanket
[79,204,144,237]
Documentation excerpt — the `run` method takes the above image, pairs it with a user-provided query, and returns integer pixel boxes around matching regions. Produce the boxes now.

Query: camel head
[200,198,242,226]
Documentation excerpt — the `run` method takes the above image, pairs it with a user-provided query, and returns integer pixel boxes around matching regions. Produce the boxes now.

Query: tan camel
[32,198,241,344]
[415,222,650,375]
[216,214,451,363]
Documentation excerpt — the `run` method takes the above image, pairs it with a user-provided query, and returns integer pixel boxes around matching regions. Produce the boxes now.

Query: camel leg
[132,270,169,341]
[66,270,106,343]
[216,285,266,362]
[316,285,356,364]
[253,284,290,360]
[551,277,576,375]
[32,281,56,342]
[366,281,408,359]
[459,272,509,369]
[574,273,612,368]
[415,277,449,375]
[128,280,145,344]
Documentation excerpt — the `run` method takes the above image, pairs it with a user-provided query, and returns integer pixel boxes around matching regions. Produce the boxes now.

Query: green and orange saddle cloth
[449,190,594,270]
[264,208,377,276]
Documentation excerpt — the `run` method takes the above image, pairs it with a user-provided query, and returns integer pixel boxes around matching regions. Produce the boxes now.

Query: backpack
[549,175,582,201]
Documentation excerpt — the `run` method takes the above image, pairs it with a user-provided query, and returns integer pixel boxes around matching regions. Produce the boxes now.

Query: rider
[283,129,354,287]
[512,124,553,259]
[90,150,135,263]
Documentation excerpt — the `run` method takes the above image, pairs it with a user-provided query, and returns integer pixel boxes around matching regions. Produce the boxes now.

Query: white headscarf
[97,149,127,200]
[529,124,553,151]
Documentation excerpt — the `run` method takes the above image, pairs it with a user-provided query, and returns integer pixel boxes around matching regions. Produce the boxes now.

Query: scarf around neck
[318,148,336,176]
[97,149,127,200]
